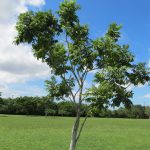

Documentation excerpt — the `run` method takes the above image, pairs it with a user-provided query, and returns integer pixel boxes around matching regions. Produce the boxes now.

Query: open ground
[0,115,150,150]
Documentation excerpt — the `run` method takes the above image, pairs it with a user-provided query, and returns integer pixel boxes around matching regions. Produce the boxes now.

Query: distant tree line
[0,96,87,117]
[0,96,150,119]
[93,105,150,119]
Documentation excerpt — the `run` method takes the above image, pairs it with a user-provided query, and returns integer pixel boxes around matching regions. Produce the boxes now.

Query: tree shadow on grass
[0,115,9,117]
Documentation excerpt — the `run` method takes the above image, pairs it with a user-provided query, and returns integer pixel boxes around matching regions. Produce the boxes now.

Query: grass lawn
[0,115,150,150]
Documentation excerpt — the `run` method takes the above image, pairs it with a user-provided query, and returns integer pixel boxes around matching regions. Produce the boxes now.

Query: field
[0,115,150,150]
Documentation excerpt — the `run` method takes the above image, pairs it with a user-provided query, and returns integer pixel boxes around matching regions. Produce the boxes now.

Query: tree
[145,106,150,119]
[0,92,2,100]
[129,105,146,119]
[58,101,76,116]
[0,92,4,108]
[14,0,150,149]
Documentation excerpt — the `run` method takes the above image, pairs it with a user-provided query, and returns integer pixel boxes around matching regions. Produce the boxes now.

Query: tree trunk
[69,110,80,150]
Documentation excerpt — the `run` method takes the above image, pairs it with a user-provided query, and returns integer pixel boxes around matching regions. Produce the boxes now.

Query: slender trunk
[69,109,80,150]
[69,74,85,150]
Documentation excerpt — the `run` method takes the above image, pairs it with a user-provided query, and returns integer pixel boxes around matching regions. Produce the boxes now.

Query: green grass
[0,115,150,150]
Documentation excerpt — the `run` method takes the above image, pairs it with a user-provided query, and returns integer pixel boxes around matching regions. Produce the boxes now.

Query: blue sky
[0,0,149,106]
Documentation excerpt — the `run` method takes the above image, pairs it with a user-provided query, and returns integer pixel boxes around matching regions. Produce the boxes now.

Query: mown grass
[0,115,150,150]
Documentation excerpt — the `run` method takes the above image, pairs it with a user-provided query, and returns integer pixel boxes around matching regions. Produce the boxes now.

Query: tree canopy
[14,0,150,150]
[15,1,149,109]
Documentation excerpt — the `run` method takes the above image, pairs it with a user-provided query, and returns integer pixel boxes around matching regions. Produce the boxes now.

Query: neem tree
[15,0,150,149]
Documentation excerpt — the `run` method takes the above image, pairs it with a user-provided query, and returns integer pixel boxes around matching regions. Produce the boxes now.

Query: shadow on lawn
[0,115,9,117]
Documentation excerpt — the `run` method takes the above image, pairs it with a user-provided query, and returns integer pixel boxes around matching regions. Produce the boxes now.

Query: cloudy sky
[0,0,150,105]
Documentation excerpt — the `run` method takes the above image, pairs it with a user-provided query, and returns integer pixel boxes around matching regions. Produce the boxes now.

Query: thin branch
[60,74,76,103]
[81,95,88,102]
[72,66,81,86]
[125,83,132,89]
[76,115,88,142]
[68,96,74,103]
[82,70,88,83]
[76,116,88,142]
[115,82,132,90]
[76,106,92,142]
[88,67,99,72]
[75,88,80,97]
[77,69,82,80]
[65,33,81,86]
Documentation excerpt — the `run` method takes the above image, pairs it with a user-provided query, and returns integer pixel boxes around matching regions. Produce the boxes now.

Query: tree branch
[76,105,92,142]
[65,33,81,86]
[125,83,132,89]
[60,74,76,103]
[76,115,88,142]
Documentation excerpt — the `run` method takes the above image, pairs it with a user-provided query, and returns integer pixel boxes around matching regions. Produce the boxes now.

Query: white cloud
[0,83,47,98]
[0,24,50,84]
[0,0,48,97]
[144,94,150,99]
[0,0,45,23]
[0,0,47,83]
[25,0,45,7]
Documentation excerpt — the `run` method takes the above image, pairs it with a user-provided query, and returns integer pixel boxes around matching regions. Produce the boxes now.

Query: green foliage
[1,96,149,119]
[0,97,56,115]
[45,108,56,116]
[45,76,74,100]
[0,92,2,105]
[58,101,76,116]
[106,23,122,42]
[0,96,89,117]
[127,63,150,85]
[58,0,80,27]
[14,0,150,120]
[129,105,145,119]
[145,106,150,119]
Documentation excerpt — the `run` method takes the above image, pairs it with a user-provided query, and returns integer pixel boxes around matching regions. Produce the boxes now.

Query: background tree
[0,92,4,110]
[14,0,150,150]
[129,105,146,119]
[145,106,150,119]
[58,101,76,117]
[0,92,2,102]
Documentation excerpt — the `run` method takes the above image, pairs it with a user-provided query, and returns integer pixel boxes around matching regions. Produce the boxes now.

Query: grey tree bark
[69,112,80,150]
[69,81,86,150]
